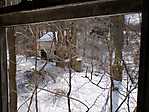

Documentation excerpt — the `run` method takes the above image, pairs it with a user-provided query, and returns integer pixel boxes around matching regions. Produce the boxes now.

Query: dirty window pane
[7,13,141,112]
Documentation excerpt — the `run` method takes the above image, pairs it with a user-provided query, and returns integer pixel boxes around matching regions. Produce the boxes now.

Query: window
[0,0,146,112]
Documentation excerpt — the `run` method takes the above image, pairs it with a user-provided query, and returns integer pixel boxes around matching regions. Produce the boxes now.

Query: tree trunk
[110,15,124,112]
[7,27,17,112]
[6,1,19,111]
[0,27,9,112]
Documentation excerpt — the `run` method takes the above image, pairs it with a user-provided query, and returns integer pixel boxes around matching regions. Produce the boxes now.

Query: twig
[90,61,94,80]
[121,58,134,84]
[82,75,109,90]
[27,88,36,112]
[115,83,137,112]
[38,88,89,110]
[67,63,72,112]
[86,94,100,112]
[35,85,38,112]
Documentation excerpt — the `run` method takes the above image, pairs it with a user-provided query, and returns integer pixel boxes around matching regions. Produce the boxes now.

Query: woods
[0,0,143,112]
[2,13,140,112]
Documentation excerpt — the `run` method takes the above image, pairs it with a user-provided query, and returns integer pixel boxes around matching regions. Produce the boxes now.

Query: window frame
[0,0,146,112]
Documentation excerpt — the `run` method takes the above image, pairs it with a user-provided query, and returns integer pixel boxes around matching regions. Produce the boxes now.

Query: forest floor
[16,55,137,112]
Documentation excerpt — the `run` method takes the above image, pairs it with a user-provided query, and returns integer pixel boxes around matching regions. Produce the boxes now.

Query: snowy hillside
[16,56,137,112]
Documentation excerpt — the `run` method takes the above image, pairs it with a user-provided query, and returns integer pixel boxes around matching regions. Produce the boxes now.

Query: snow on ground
[16,55,137,112]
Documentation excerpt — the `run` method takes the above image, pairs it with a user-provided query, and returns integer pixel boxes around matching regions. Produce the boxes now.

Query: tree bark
[0,27,8,112]
[110,15,124,112]
[7,27,17,112]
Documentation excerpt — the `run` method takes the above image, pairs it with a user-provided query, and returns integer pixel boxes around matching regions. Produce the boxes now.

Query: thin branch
[121,57,134,84]
[115,83,137,112]
[67,63,72,112]
[82,75,109,90]
[38,88,89,110]
[27,88,36,112]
